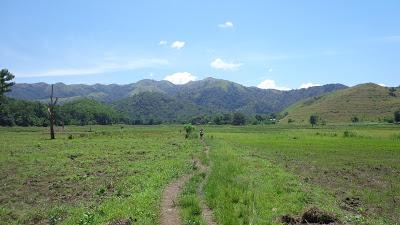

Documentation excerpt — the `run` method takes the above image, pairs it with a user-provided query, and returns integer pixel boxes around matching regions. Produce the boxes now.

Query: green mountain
[282,83,400,124]
[7,78,347,122]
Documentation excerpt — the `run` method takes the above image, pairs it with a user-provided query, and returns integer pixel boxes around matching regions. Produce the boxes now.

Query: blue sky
[1,0,399,89]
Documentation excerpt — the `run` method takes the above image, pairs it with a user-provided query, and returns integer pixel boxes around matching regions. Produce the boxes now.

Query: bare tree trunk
[48,85,58,140]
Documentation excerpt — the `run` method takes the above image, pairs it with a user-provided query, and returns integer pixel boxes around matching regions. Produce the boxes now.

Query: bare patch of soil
[280,207,343,225]
[160,174,191,225]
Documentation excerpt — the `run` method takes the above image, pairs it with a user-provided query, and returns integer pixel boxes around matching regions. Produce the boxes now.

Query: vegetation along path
[198,140,217,225]
[160,138,217,225]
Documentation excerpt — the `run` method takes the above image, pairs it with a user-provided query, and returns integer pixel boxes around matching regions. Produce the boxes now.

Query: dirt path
[160,174,191,225]
[198,141,217,225]
[159,139,216,225]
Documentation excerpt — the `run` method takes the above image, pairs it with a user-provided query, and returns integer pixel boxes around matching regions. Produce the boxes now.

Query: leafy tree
[0,69,15,102]
[310,114,318,127]
[395,111,400,124]
[389,87,397,97]
[255,114,265,123]
[232,113,246,125]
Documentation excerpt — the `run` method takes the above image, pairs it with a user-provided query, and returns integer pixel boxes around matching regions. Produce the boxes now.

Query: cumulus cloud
[164,72,197,85]
[257,79,291,91]
[299,82,321,89]
[159,40,167,45]
[378,83,387,87]
[218,21,234,28]
[210,58,242,70]
[16,58,169,77]
[171,41,185,49]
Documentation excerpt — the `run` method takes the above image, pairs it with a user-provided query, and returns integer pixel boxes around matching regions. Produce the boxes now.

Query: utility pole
[48,85,58,139]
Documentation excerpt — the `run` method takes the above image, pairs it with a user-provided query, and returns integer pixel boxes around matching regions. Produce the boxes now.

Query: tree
[48,85,58,139]
[0,69,15,101]
[310,115,318,127]
[389,87,397,97]
[395,111,400,124]
[232,113,246,125]
[351,116,359,123]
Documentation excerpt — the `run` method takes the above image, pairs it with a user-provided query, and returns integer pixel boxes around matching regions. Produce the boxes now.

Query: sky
[1,0,399,89]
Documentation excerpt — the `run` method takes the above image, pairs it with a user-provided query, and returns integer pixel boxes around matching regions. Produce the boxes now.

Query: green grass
[179,171,206,225]
[1,124,399,225]
[282,83,400,124]
[0,125,202,225]
[204,124,400,224]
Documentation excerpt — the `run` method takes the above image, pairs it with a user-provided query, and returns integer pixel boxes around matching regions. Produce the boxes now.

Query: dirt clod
[281,207,341,225]
[301,207,337,224]
[280,214,299,224]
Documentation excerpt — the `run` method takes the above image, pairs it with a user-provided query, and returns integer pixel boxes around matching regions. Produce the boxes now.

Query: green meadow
[1,124,399,224]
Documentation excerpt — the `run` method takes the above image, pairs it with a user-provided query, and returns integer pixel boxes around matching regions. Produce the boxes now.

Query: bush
[343,130,357,138]
[184,124,195,139]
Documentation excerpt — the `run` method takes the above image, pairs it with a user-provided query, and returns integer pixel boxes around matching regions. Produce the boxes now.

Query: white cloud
[299,82,321,89]
[257,79,291,91]
[171,41,185,49]
[210,58,242,70]
[159,40,167,45]
[218,21,234,28]
[378,83,387,87]
[163,72,197,85]
[16,58,169,77]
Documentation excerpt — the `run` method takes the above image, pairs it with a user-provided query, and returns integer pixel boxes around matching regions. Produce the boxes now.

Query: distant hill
[7,78,347,122]
[281,83,400,124]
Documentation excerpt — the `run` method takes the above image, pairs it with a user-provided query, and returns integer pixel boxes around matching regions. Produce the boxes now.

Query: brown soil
[106,218,133,225]
[281,207,343,225]
[160,174,191,225]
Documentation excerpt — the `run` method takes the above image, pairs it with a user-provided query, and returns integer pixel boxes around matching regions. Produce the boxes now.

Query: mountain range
[7,78,348,121]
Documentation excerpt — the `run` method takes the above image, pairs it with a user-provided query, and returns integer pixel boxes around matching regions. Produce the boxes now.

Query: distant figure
[200,128,204,139]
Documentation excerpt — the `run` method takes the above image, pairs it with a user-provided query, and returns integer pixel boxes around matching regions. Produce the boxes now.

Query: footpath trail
[198,140,217,225]
[159,138,217,225]
[160,173,191,225]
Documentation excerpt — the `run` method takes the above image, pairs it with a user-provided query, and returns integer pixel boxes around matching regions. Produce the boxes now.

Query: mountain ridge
[7,78,349,121]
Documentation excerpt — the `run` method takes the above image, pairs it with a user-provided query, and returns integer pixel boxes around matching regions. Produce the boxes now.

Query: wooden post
[48,85,58,139]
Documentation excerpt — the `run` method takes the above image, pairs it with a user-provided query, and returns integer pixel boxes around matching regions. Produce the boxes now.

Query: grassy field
[1,124,399,225]
[0,126,202,225]
[205,125,400,225]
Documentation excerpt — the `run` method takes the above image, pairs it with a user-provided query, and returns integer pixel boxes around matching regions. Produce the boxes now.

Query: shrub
[343,130,357,138]
[184,124,195,139]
